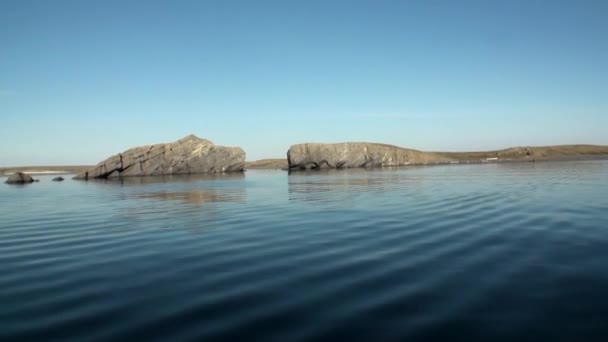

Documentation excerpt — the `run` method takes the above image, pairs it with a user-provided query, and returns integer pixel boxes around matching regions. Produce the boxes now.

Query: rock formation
[74,135,245,180]
[287,142,454,170]
[5,172,35,184]
[52,177,65,182]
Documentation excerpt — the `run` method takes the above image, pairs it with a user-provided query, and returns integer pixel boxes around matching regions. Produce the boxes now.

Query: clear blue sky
[1,0,607,166]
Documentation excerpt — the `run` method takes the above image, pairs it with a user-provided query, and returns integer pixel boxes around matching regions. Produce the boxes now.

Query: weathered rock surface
[5,172,35,184]
[74,135,245,180]
[52,177,65,182]
[287,142,454,170]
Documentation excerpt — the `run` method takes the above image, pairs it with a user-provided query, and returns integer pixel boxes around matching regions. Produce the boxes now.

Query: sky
[1,0,607,166]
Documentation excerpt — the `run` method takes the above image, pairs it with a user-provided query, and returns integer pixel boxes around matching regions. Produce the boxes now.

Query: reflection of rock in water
[107,172,246,185]
[287,169,417,207]
[107,174,247,232]
[113,187,247,232]
[140,189,245,205]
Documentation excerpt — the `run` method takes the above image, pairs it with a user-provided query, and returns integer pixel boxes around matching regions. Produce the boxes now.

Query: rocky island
[73,135,245,180]
[286,143,608,170]
[287,142,452,170]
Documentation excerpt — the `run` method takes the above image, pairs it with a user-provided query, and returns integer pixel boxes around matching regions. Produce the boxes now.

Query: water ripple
[1,161,608,340]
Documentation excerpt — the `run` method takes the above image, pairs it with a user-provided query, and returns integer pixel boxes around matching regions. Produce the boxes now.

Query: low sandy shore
[0,166,92,176]
[245,159,288,169]
[3,171,71,176]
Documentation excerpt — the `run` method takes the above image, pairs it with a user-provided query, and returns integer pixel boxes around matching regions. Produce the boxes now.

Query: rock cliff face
[5,172,35,184]
[287,142,453,170]
[74,135,245,179]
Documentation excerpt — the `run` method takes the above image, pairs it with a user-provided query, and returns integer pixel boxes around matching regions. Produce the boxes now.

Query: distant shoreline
[5,171,72,175]
[3,156,608,176]
[0,166,92,176]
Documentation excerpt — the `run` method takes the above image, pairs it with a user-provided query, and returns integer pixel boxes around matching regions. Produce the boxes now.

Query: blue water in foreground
[1,161,608,341]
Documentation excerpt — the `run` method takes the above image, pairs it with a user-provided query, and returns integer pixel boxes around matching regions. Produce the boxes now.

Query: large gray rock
[74,135,245,180]
[287,142,454,170]
[5,172,34,184]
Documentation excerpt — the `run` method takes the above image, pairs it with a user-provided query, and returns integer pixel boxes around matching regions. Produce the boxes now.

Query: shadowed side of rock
[74,135,245,180]
[287,142,454,170]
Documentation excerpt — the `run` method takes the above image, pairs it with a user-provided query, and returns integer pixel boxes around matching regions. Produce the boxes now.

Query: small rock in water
[52,177,65,182]
[5,172,34,184]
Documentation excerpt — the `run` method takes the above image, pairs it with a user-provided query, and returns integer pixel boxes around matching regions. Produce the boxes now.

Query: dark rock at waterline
[287,142,455,170]
[74,135,246,180]
[52,177,65,182]
[5,172,35,184]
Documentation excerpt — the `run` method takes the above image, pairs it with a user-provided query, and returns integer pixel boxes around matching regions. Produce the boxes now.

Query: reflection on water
[140,189,246,205]
[86,172,246,185]
[287,168,425,207]
[81,172,249,225]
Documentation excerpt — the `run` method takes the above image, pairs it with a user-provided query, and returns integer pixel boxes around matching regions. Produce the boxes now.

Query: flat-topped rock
[5,172,35,184]
[287,142,454,170]
[74,135,245,180]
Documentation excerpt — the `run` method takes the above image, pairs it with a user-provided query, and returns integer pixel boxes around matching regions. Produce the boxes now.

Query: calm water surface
[1,161,608,341]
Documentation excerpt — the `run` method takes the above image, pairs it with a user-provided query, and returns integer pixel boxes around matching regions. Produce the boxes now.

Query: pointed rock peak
[181,134,200,141]
[177,134,214,145]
